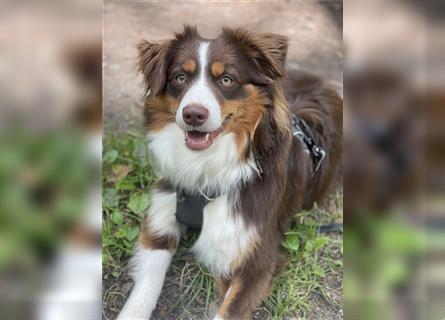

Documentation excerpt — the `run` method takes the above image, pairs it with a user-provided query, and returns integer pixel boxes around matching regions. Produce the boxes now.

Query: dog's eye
[219,75,234,87]
[174,73,187,84]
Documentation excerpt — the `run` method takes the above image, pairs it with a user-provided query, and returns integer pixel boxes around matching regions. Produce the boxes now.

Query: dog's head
[138,26,288,155]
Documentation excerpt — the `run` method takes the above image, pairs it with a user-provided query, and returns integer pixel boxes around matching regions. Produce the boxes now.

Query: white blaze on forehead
[176,41,222,132]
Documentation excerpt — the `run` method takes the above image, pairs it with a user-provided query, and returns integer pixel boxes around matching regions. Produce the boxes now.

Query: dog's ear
[137,40,170,97]
[222,28,288,82]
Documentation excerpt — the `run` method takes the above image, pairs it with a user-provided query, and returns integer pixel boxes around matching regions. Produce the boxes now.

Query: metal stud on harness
[291,115,326,174]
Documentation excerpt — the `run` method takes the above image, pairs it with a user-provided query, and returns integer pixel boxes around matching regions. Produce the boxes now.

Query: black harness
[291,115,326,174]
[175,115,326,230]
[175,189,213,230]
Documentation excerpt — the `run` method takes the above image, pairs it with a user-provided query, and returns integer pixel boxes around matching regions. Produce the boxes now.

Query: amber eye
[220,75,234,87]
[175,73,187,84]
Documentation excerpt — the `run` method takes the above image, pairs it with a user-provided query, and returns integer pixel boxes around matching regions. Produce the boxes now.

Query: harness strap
[291,115,326,174]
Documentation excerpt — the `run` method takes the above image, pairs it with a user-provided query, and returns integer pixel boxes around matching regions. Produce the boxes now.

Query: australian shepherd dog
[118,26,342,320]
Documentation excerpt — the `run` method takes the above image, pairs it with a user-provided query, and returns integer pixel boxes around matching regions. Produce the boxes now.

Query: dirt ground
[103,1,343,319]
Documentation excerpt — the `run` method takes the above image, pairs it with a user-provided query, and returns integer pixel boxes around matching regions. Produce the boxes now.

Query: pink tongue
[186,131,212,151]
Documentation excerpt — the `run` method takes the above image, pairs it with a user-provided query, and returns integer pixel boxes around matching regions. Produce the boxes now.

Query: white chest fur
[147,124,260,277]
[192,195,257,277]
[147,123,259,195]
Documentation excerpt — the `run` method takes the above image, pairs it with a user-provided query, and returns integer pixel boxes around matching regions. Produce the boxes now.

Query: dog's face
[138,26,288,154]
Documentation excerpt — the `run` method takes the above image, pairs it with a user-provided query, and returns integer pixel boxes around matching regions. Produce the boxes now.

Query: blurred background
[344,0,445,319]
[0,0,102,319]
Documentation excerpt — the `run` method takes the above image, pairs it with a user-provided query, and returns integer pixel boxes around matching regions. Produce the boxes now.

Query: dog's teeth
[205,133,210,141]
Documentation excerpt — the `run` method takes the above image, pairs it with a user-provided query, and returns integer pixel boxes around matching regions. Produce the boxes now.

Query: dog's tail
[285,71,343,209]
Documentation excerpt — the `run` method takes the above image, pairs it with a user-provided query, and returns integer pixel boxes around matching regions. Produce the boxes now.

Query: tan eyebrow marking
[182,59,197,73]
[211,62,225,77]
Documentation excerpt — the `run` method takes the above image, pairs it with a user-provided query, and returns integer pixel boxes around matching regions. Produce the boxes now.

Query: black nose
[182,104,209,127]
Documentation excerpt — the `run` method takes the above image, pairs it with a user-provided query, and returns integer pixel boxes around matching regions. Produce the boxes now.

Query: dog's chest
[192,194,256,276]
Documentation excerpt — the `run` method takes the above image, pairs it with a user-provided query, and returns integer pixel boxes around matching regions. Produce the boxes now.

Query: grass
[102,132,343,320]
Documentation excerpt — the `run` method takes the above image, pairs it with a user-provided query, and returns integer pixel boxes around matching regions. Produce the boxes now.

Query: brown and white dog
[118,26,342,320]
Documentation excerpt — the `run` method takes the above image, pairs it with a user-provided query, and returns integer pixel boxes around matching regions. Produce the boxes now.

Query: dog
[118,26,342,320]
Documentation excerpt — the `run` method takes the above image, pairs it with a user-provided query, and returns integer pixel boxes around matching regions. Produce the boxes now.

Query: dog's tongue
[185,131,211,151]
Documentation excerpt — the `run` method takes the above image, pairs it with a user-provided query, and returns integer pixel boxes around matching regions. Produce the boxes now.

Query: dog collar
[291,115,326,174]
[175,188,216,230]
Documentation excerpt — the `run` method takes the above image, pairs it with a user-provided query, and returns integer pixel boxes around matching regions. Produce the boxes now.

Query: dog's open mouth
[185,128,223,151]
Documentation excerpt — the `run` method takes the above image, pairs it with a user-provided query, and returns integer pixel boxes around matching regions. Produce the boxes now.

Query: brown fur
[217,273,274,320]
[285,71,343,209]
[215,50,342,320]
[137,40,171,97]
[222,85,268,157]
[144,95,179,132]
[182,59,197,74]
[221,28,288,80]
[217,277,232,301]
[139,223,177,252]
[211,62,225,77]
[219,70,342,319]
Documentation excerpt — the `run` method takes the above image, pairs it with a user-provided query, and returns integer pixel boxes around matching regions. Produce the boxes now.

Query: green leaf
[116,179,136,191]
[103,188,119,209]
[127,192,150,215]
[123,239,133,249]
[282,234,300,251]
[126,226,139,241]
[114,228,127,239]
[104,149,119,164]
[314,237,329,250]
[102,238,113,247]
[305,240,314,252]
[111,211,124,225]
[108,164,132,184]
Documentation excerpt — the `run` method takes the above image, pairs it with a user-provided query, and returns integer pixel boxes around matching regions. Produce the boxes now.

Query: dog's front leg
[213,243,279,320]
[214,266,275,320]
[118,185,180,320]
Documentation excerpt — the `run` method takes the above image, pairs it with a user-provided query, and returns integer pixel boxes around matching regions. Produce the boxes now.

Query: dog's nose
[182,104,209,127]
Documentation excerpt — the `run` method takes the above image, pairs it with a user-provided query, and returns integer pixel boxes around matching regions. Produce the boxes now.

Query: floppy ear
[137,40,170,96]
[222,28,288,82]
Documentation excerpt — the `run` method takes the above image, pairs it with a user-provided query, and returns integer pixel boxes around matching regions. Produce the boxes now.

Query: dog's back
[284,70,343,209]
